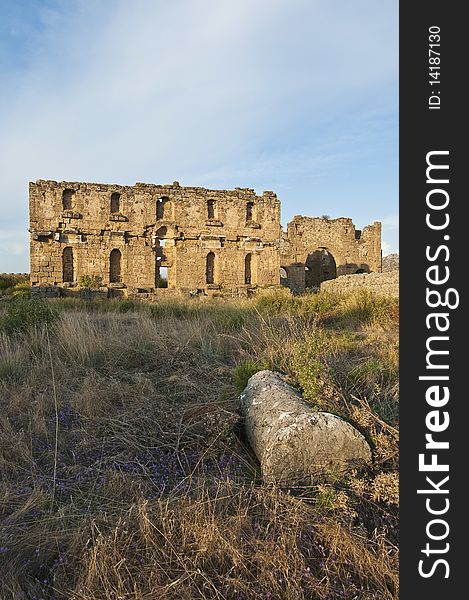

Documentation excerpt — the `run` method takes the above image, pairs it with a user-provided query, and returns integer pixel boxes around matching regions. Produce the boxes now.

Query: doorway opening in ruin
[110,249,122,283]
[207,199,215,219]
[156,196,169,220]
[246,201,254,222]
[155,258,168,288]
[154,227,169,288]
[110,192,120,213]
[305,248,337,288]
[280,267,288,286]
[159,266,168,287]
[245,253,252,284]
[62,247,74,283]
[206,252,216,285]
[62,189,74,211]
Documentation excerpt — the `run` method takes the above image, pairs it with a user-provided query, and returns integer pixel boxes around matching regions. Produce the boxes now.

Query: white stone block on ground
[240,370,371,485]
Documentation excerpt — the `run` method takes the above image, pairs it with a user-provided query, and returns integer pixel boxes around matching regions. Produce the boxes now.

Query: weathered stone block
[320,271,398,298]
[240,370,371,485]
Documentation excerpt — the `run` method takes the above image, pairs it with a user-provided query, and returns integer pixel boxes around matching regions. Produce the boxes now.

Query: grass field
[0,289,399,599]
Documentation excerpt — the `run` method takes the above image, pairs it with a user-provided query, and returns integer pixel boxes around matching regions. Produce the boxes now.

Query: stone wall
[29,180,281,297]
[29,180,382,298]
[279,216,381,293]
[320,271,399,299]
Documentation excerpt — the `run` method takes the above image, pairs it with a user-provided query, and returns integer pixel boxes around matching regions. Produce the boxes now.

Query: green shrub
[347,358,397,389]
[232,360,268,392]
[116,299,140,313]
[0,274,29,295]
[292,356,329,403]
[301,291,342,317]
[255,291,297,315]
[0,297,58,334]
[79,274,103,288]
[333,291,396,329]
[290,331,338,407]
[0,275,16,292]
[12,282,31,298]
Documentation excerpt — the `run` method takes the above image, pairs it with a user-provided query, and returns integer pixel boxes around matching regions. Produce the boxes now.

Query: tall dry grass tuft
[0,290,399,599]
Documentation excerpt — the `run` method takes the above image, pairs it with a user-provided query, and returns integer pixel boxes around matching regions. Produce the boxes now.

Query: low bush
[0,274,29,295]
[79,274,103,288]
[11,282,31,298]
[0,297,58,334]
[232,359,269,392]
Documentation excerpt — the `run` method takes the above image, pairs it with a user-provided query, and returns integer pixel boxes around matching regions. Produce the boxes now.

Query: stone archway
[110,192,120,213]
[245,253,252,284]
[206,252,216,285]
[62,247,74,283]
[305,248,337,288]
[110,249,122,283]
[280,267,288,286]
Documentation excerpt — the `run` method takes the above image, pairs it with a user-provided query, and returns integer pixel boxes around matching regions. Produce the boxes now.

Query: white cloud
[381,241,391,254]
[380,215,399,254]
[381,215,399,229]
[0,0,397,271]
[0,230,29,272]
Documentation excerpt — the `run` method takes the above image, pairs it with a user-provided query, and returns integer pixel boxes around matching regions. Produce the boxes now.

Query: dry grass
[0,290,399,599]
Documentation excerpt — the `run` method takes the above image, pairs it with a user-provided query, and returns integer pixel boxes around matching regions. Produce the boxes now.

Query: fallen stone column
[240,370,371,485]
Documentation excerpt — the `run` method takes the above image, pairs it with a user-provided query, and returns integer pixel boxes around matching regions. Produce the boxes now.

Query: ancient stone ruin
[29,180,382,298]
[321,270,399,299]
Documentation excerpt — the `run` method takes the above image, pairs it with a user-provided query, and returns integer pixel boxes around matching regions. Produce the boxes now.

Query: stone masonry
[280,217,382,293]
[29,180,382,298]
[320,271,399,299]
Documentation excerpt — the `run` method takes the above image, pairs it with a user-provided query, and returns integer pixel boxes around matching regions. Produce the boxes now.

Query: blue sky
[0,0,398,272]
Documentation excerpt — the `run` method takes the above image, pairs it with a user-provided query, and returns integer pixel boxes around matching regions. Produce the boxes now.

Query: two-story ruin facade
[29,179,382,297]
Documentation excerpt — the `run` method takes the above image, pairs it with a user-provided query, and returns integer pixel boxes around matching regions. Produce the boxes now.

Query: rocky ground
[382,254,399,273]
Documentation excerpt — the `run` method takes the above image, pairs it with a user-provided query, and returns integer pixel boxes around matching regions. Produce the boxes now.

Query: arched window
[110,192,120,213]
[206,252,215,285]
[280,267,288,285]
[62,247,74,283]
[156,196,168,220]
[246,201,254,222]
[207,199,215,219]
[245,253,252,284]
[110,249,122,283]
[155,226,167,248]
[62,189,74,211]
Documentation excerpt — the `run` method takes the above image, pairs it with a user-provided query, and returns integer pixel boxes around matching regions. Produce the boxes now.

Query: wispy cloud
[0,229,29,264]
[381,215,399,229]
[0,0,398,271]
